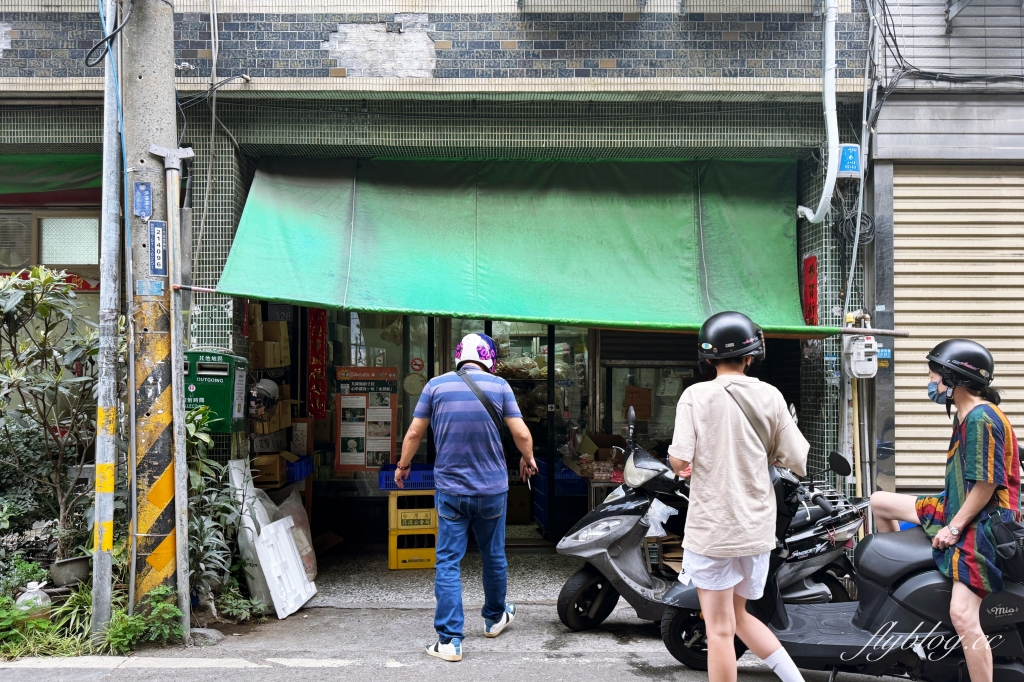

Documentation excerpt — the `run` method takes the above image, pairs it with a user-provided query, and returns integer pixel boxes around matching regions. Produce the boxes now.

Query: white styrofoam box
[254,516,317,619]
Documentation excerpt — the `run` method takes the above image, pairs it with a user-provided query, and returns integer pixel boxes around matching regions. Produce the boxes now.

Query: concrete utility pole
[92,0,122,636]
[121,0,190,640]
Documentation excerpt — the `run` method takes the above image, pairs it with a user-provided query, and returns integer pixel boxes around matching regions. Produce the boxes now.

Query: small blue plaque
[136,279,164,296]
[133,182,153,219]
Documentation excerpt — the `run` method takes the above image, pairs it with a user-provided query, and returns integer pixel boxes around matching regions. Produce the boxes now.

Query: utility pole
[120,0,190,641]
[91,0,122,636]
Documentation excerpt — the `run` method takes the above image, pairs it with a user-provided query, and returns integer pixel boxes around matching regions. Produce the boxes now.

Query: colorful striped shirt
[413,366,522,496]
[916,403,1021,596]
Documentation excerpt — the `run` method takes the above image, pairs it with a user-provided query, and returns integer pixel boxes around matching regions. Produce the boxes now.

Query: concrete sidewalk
[0,603,888,682]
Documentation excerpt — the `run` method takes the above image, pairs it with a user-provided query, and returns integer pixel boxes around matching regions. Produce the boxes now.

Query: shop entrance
[219,156,835,587]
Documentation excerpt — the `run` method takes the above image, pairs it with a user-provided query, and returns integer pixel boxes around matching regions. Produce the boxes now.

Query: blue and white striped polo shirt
[413,365,522,496]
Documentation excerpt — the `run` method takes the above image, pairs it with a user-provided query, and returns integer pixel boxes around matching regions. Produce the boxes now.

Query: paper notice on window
[340,422,365,437]
[339,434,365,465]
[367,407,391,422]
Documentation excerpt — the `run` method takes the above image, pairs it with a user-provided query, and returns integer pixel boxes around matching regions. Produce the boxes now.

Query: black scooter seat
[854,526,936,586]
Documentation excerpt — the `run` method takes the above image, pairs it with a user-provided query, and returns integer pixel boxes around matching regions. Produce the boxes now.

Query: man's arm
[394,416,429,489]
[505,416,537,480]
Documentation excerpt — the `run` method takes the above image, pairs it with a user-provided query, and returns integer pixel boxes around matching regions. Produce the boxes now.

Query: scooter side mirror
[828,451,853,477]
[627,406,636,442]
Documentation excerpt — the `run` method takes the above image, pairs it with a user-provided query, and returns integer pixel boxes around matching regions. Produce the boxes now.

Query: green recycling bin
[184,349,247,434]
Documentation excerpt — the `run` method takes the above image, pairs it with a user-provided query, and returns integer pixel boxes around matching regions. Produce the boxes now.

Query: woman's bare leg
[697,587,738,682]
[870,491,919,533]
[949,581,992,682]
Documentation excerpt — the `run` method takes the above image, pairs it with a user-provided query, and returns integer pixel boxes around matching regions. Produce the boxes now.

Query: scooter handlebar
[810,491,836,516]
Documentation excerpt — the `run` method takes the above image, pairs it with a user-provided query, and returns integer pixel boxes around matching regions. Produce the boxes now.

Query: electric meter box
[843,335,878,379]
[184,349,248,433]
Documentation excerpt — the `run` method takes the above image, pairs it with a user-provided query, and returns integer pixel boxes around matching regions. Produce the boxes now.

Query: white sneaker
[426,639,462,662]
[484,603,516,638]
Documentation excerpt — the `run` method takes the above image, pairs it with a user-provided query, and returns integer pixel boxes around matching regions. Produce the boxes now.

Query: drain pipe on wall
[797,0,839,224]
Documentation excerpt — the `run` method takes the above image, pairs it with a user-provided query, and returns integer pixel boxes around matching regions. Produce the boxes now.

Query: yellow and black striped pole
[121,0,185,627]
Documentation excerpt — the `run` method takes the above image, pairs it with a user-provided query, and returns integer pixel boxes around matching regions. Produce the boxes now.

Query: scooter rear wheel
[557,565,621,631]
[661,606,747,670]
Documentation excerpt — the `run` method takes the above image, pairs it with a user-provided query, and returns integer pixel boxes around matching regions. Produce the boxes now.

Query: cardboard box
[263,321,290,358]
[252,430,288,453]
[247,303,263,341]
[250,341,287,369]
[507,485,532,524]
[578,433,628,462]
[252,400,298,436]
[252,454,286,488]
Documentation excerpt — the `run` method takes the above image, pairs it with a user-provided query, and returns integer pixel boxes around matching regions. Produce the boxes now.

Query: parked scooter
[661,455,1024,682]
[555,408,868,631]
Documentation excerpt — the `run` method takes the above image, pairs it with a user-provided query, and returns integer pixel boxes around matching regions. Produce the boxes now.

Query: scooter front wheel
[557,565,621,631]
[661,606,747,670]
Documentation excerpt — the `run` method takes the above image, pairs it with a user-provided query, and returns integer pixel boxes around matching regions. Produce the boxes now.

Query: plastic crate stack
[379,464,437,569]
[533,458,587,531]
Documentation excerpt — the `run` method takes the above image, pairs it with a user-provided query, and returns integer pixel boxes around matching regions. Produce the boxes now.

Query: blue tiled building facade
[1,11,867,80]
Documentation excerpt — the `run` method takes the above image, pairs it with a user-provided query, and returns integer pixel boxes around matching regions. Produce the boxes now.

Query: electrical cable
[85,0,135,68]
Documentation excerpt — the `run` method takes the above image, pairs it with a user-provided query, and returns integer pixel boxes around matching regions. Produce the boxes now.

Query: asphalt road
[0,603,892,682]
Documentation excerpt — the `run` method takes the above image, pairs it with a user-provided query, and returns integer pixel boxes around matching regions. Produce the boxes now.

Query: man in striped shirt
[395,333,537,662]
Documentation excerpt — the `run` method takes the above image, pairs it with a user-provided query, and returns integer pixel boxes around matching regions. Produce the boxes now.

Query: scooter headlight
[568,518,623,543]
[624,455,658,488]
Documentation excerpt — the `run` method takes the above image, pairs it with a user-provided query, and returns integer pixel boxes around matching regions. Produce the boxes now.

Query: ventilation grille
[0,213,32,270]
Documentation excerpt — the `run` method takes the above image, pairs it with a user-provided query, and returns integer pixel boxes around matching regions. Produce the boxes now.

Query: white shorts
[679,550,770,600]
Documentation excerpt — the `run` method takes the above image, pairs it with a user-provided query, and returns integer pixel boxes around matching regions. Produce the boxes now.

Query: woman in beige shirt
[668,312,809,682]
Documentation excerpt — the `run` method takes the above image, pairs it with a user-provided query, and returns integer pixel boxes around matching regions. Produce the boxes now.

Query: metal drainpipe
[796,0,839,224]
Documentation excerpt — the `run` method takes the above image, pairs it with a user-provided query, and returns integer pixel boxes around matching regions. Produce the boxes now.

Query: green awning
[0,154,103,194]
[217,158,838,336]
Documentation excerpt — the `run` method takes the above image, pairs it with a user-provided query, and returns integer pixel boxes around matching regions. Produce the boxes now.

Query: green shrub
[101,585,183,654]
[215,578,265,623]
[0,558,47,600]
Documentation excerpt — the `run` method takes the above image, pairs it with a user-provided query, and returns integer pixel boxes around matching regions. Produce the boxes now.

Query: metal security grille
[184,107,245,351]
[797,161,864,478]
[215,100,838,159]
[0,106,103,153]
[893,165,1024,491]
[0,213,33,269]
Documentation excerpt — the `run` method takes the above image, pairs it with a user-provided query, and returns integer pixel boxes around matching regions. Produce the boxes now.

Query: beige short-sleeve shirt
[668,375,809,558]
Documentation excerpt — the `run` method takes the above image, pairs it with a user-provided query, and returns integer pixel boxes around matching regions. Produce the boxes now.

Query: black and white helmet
[697,311,765,363]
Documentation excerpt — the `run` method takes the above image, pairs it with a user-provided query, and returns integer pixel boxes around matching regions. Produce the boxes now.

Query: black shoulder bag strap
[457,368,504,439]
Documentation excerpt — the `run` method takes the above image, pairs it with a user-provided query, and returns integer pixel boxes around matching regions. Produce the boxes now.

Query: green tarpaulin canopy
[217,158,837,336]
[0,154,103,195]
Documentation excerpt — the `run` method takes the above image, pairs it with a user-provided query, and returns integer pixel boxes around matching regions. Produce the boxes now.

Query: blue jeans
[434,490,508,643]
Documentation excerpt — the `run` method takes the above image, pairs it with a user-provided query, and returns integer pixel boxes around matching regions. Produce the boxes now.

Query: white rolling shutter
[893,165,1024,492]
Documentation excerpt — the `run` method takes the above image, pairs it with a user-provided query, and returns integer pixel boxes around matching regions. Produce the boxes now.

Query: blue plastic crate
[534,459,587,496]
[379,464,435,491]
[286,455,314,483]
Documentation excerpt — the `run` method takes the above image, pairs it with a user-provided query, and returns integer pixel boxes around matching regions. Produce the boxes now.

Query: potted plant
[0,268,111,576]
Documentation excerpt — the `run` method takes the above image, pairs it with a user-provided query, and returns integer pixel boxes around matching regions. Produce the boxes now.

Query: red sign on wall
[802,255,819,326]
[307,308,328,419]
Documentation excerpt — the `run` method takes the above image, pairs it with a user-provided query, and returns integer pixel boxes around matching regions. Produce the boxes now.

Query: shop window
[607,367,697,443]
[41,217,99,266]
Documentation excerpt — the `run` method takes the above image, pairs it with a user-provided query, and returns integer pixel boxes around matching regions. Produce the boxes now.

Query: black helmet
[698,311,765,362]
[926,339,994,391]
